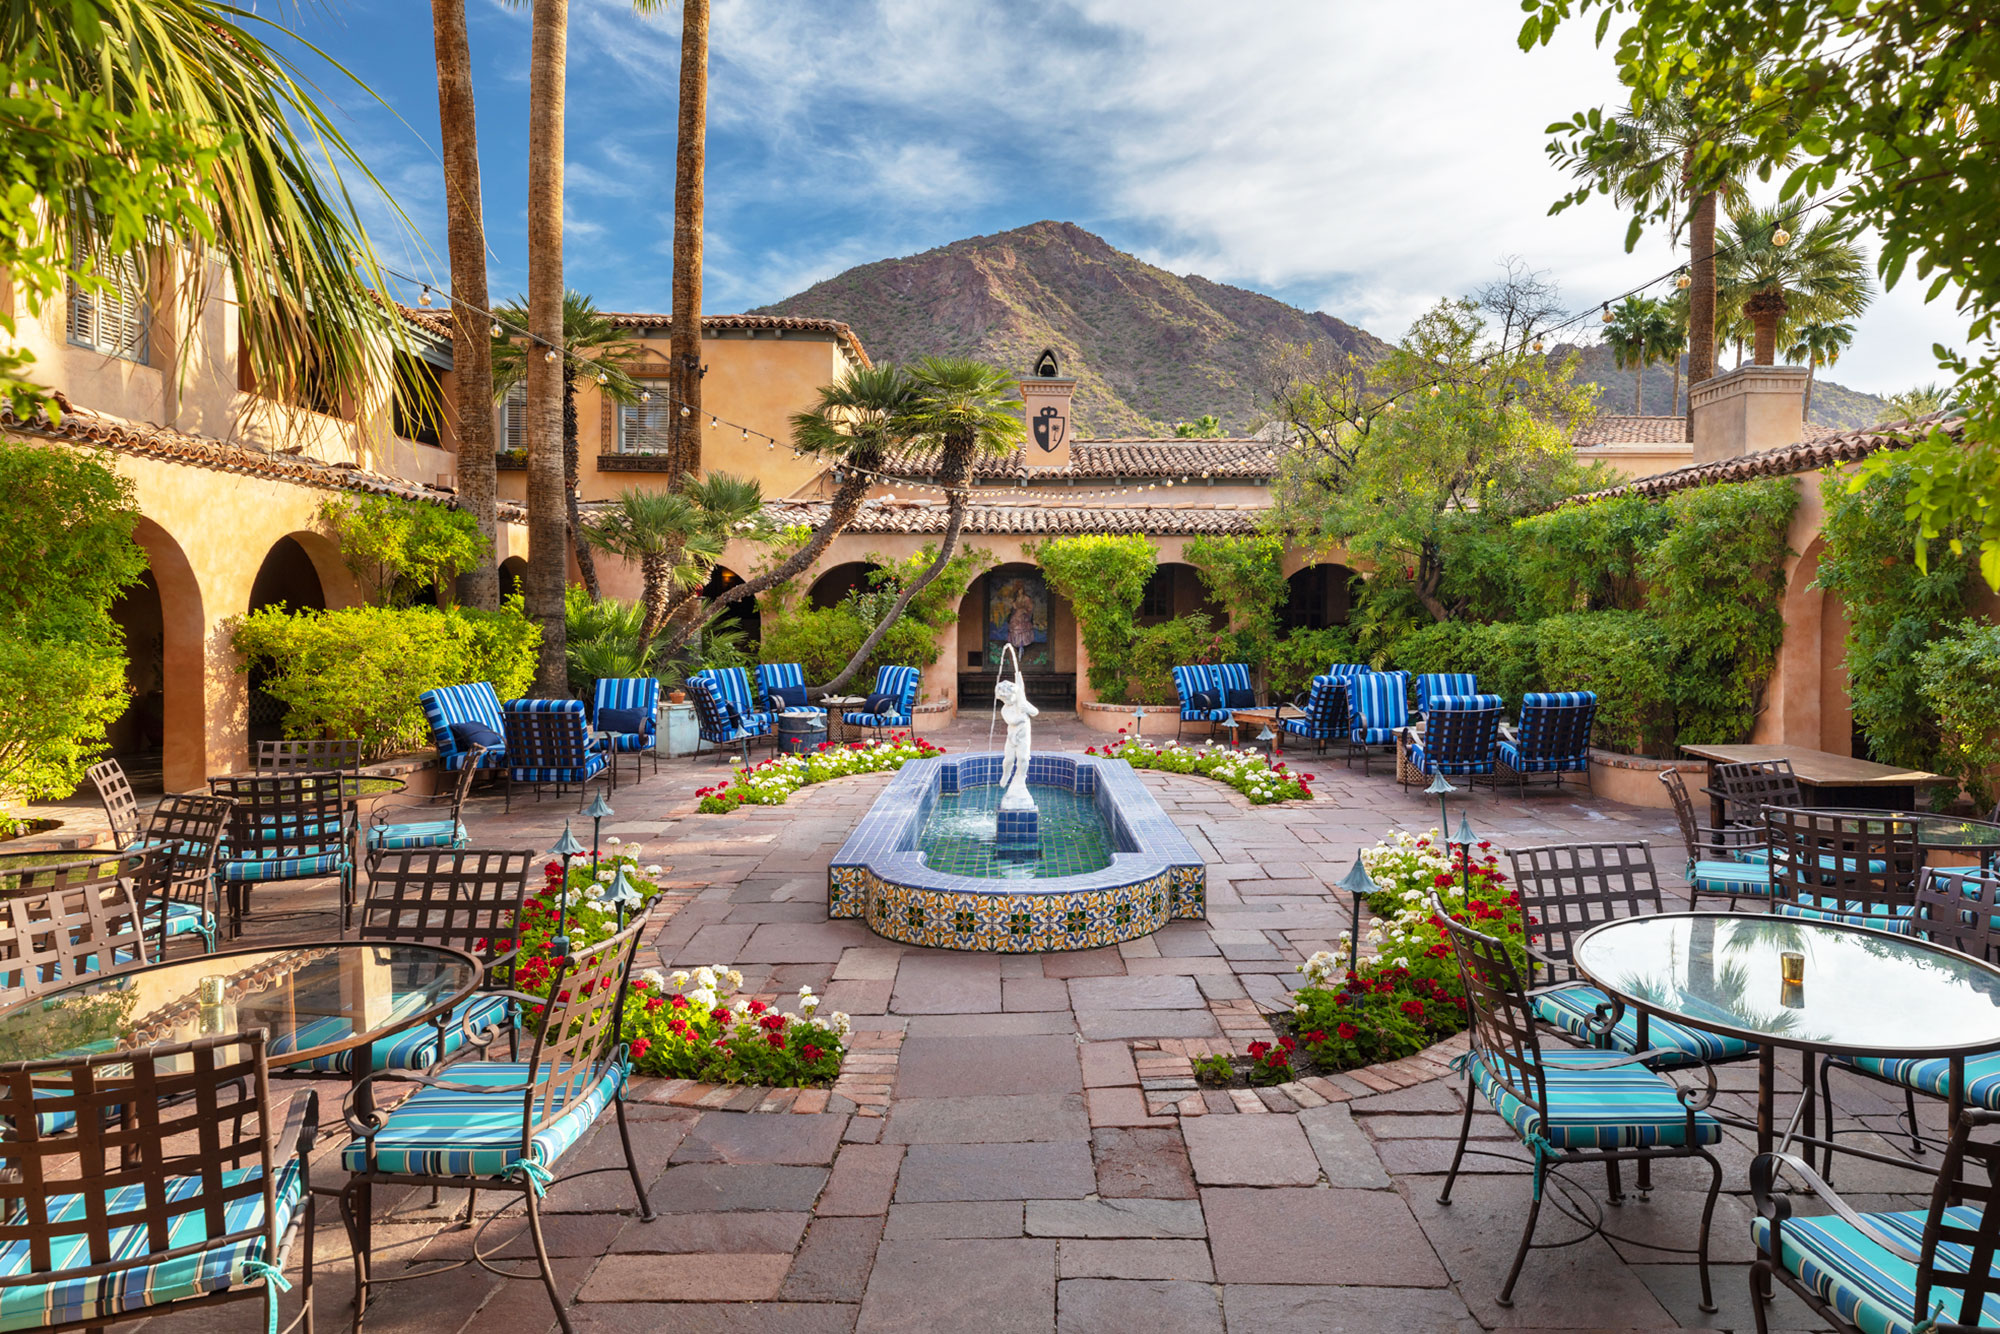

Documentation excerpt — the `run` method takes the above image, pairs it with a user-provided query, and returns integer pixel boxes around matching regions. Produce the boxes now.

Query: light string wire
[381,188,1843,510]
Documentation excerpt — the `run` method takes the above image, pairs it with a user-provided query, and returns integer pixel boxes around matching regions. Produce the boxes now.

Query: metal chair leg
[615,1094,655,1221]
[1694,1147,1722,1313]
[1438,1074,1476,1205]
[523,1188,575,1334]
[1496,1167,1546,1307]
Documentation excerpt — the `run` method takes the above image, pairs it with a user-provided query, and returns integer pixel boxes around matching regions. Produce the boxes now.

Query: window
[66,252,149,363]
[393,352,443,446]
[617,383,673,453]
[499,384,527,453]
[1139,566,1174,619]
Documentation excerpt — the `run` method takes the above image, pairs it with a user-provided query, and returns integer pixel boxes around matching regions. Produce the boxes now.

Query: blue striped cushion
[1691,859,1775,897]
[220,851,348,883]
[592,677,659,738]
[158,899,216,946]
[1497,740,1590,774]
[756,663,824,714]
[1415,673,1478,714]
[265,1014,359,1062]
[0,1158,302,1331]
[340,1059,624,1179]
[1832,1049,2000,1109]
[1508,692,1598,770]
[1349,671,1409,740]
[870,665,919,724]
[1752,1205,2000,1334]
[1778,896,1915,933]
[293,993,514,1075]
[509,754,608,785]
[1470,1047,1722,1149]
[1285,676,1347,740]
[1211,663,1252,697]
[419,683,508,770]
[604,731,656,751]
[1413,694,1502,774]
[1324,663,1369,679]
[366,819,467,852]
[1533,985,1754,1069]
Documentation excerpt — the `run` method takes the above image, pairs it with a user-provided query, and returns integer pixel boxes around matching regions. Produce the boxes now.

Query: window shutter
[64,252,148,363]
[618,382,672,453]
[503,385,526,451]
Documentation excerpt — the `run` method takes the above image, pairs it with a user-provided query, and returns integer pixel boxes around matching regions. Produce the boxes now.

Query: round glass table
[1573,912,2000,1155]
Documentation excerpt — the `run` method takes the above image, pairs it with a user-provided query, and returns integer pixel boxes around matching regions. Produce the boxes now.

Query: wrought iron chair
[1435,893,1724,1311]
[1713,758,1805,826]
[366,744,486,854]
[839,664,920,742]
[418,681,510,774]
[255,737,363,776]
[1749,1108,2000,1334]
[339,913,656,1334]
[1345,670,1410,774]
[1398,693,1503,790]
[1766,805,1923,932]
[1818,866,2000,1173]
[592,676,661,782]
[86,756,146,850]
[1511,840,1755,1073]
[0,851,156,997]
[1281,675,1349,754]
[0,1034,317,1334]
[1495,691,1598,795]
[687,674,773,764]
[210,771,355,937]
[134,793,233,955]
[1173,665,1230,741]
[1659,768,1776,908]
[1414,671,1478,716]
[696,666,777,734]
[499,700,611,813]
[754,663,822,716]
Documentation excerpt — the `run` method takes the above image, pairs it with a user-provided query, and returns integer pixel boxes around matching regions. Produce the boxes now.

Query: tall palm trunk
[1746,290,1786,365]
[431,0,499,610]
[668,0,709,485]
[1684,158,1717,443]
[635,551,673,654]
[525,0,569,693]
[1671,354,1683,417]
[560,367,602,598]
[1803,361,1817,418]
[1633,357,1645,414]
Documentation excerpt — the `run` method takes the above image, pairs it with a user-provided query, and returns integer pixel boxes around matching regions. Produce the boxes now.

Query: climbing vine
[1031,535,1156,702]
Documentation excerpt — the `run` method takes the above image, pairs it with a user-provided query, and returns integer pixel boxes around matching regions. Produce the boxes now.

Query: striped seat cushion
[220,851,348,883]
[293,993,514,1075]
[0,1158,302,1331]
[1691,859,1775,897]
[1404,739,1498,776]
[509,752,608,785]
[1470,1046,1722,1150]
[603,731,656,752]
[265,1014,359,1062]
[1752,1205,2000,1334]
[1497,740,1589,774]
[1533,985,1754,1069]
[158,899,217,946]
[843,712,900,727]
[366,819,467,852]
[340,1059,624,1179]
[1830,1049,2000,1109]
[1778,896,1915,934]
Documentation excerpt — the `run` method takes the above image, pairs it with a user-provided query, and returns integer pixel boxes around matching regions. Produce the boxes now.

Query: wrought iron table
[1572,911,2000,1161]
[822,696,865,745]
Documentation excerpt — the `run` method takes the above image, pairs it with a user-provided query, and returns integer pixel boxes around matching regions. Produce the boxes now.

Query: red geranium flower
[710,1007,732,1024]
[1337,1022,1358,1040]
[644,995,665,1012]
[629,1038,651,1061]
[670,995,689,1010]
[801,1044,822,1062]
[1306,1030,1326,1044]
[1400,999,1426,1020]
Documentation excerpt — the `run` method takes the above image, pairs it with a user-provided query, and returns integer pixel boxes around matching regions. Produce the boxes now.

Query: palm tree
[492,292,643,600]
[521,0,571,693]
[1784,320,1856,419]
[1876,383,1953,424]
[431,0,500,611]
[1658,287,1690,415]
[668,0,710,483]
[818,357,1024,694]
[1604,296,1678,413]
[585,474,764,655]
[1174,415,1224,438]
[1716,203,1874,366]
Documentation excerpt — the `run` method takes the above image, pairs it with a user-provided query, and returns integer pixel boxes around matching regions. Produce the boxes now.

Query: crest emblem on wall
[1032,405,1067,454]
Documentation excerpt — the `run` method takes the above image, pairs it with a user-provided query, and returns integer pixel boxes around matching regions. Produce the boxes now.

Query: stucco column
[1072,616,1097,709]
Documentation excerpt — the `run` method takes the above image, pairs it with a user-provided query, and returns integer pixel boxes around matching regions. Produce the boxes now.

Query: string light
[596,370,608,385]
[418,285,432,307]
[543,347,559,363]
[1601,302,1613,323]
[490,320,503,337]
[639,390,651,403]
[1772,227,1791,246]
[1676,271,1691,290]
[680,405,691,417]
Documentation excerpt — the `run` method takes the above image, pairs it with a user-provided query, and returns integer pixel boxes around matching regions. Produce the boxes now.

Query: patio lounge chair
[340,913,655,1334]
[592,677,661,781]
[1397,693,1503,790]
[1414,672,1478,716]
[695,667,776,735]
[688,673,775,763]
[210,771,355,936]
[1282,675,1350,754]
[1496,691,1597,795]
[1435,892,1724,1312]
[756,663,824,715]
[842,665,920,741]
[500,699,611,813]
[1345,670,1410,774]
[419,682,510,773]
[1766,805,1922,933]
[1173,665,1230,741]
[366,744,486,854]
[1659,768,1775,909]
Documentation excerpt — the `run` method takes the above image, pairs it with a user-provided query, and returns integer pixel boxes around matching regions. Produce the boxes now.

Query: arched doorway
[245,536,328,744]
[702,565,759,657]
[957,562,1074,708]
[128,518,206,793]
[104,570,164,792]
[1283,564,1359,631]
[808,561,882,610]
[498,556,529,601]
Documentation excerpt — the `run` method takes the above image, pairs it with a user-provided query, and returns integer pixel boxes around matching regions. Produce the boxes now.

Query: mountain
[757,220,1886,435]
[753,221,1389,436]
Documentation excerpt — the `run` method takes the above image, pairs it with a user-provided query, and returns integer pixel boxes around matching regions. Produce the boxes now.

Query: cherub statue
[994,674,1039,812]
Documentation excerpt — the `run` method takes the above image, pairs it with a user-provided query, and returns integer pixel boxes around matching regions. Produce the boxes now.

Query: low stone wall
[1076,701,1191,737]
[1587,748,1692,809]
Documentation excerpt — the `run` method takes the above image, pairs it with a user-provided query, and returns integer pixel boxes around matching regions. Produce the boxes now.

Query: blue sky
[274,0,1965,394]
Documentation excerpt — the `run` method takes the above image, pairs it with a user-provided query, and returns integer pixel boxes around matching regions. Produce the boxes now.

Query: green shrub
[1267,625,1362,700]
[231,602,539,759]
[1034,535,1156,703]
[756,602,939,686]
[319,495,489,607]
[0,634,128,816]
[1185,534,1288,653]
[1512,494,1669,616]
[1916,620,2000,809]
[1123,615,1218,705]
[1535,611,1673,755]
[1381,621,1543,705]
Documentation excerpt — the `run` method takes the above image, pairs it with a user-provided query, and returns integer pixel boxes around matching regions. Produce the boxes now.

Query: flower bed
[1085,736,1313,804]
[695,735,945,814]
[1286,829,1523,1071]
[515,848,849,1085]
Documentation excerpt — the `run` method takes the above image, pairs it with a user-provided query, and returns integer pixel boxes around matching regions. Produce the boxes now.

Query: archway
[958,562,1074,708]
[245,536,328,744]
[808,561,883,610]
[498,556,528,601]
[1282,564,1359,631]
[702,565,759,654]
[129,517,206,793]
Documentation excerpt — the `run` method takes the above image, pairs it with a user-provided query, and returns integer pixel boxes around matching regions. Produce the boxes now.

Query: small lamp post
[1132,705,1145,740]
[544,820,586,950]
[1450,811,1478,899]
[1335,852,1379,974]
[1424,772,1455,836]
[583,789,615,867]
[608,862,641,930]
[1255,724,1276,757]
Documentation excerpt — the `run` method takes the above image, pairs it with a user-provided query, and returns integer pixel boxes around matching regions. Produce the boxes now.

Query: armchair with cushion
[842,665,920,740]
[1659,767,1774,909]
[688,673,775,763]
[1282,675,1349,753]
[695,667,776,735]
[1497,691,1598,795]
[367,745,485,854]
[1173,665,1229,741]
[756,662,824,717]
[1766,805,1921,933]
[418,682,510,772]
[0,850,157,996]
[592,676,661,781]
[1211,662,1258,712]
[210,772,355,936]
[135,793,233,954]
[499,699,610,812]
[1398,693,1503,789]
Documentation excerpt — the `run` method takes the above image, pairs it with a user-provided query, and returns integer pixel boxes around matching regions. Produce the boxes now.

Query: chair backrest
[140,792,233,897]
[1423,694,1504,762]
[1908,866,2000,961]
[1902,1108,2000,1326]
[208,772,351,859]
[1508,841,1664,988]
[0,1033,287,1290]
[1432,893,1548,1125]
[1299,676,1349,737]
[1658,768,1706,867]
[1513,692,1598,762]
[255,737,361,775]
[418,682,505,762]
[872,664,920,715]
[593,677,660,734]
[755,663,806,709]
[1349,671,1410,732]
[695,667,758,719]
[1172,665,1210,710]
[1324,662,1370,680]
[519,911,651,1143]
[358,848,530,977]
[1764,805,1922,917]
[685,675,735,737]
[0,850,156,997]
[87,758,142,850]
[1713,759,1803,824]
[1211,663,1253,704]
[1415,673,1479,714]
[502,699,594,773]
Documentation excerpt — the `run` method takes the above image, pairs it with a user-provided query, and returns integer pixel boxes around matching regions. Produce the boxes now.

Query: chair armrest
[1749,1150,1925,1265]
[274,1088,320,1158]
[368,801,448,828]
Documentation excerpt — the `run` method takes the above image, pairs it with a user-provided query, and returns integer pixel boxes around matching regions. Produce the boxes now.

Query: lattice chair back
[87,758,142,850]
[1301,676,1349,737]
[418,682,508,771]
[1908,866,2000,962]
[0,1032,310,1331]
[1415,673,1479,715]
[357,848,531,983]
[1764,805,1922,930]
[1713,759,1803,825]
[138,794,233,954]
[1348,671,1410,740]
[520,911,651,1142]
[210,772,352,865]
[592,677,660,739]
[1512,692,1597,763]
[1507,842,1664,989]
[1658,768,1706,868]
[0,850,157,997]
[1432,894,1548,1125]
[255,737,362,776]
[501,700,597,775]
[686,674,737,742]
[1915,1110,2000,1324]
[1418,695,1504,772]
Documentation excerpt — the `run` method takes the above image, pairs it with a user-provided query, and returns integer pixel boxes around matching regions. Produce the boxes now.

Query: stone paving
[57,716,1950,1333]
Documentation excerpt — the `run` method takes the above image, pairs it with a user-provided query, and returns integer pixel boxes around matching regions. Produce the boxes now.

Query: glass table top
[1573,913,2000,1056]
[1802,810,2000,850]
[0,942,480,1069]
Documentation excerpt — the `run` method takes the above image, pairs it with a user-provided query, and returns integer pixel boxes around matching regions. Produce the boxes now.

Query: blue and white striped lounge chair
[1346,670,1410,774]
[1211,662,1256,710]
[1414,672,1479,716]
[1658,768,1775,908]
[210,772,355,937]
[500,699,610,813]
[1399,693,1503,789]
[419,681,509,772]
[842,665,920,740]
[1437,897,1724,1311]
[1173,665,1229,741]
[340,915,655,1334]
[687,674,772,763]
[697,667,776,735]
[1282,675,1349,754]
[592,677,661,781]
[756,663,824,716]
[1324,662,1371,681]
[1497,691,1598,795]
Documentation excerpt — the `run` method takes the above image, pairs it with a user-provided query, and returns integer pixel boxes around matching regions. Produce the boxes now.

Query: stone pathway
[59,717,1946,1332]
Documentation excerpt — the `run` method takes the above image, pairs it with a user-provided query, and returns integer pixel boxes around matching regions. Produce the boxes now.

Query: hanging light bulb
[418,285,433,307]
[741,427,749,439]
[709,416,718,428]
[490,320,503,337]
[1382,400,1398,413]
[1772,226,1791,246]
[640,390,652,403]
[1532,336,1545,353]
[596,370,608,385]
[544,347,559,363]
[679,404,691,417]
[1676,271,1691,290]
[1428,384,1441,396]
[1601,302,1613,323]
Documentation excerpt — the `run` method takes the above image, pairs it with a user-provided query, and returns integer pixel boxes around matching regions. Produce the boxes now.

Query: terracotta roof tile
[1570,415,1690,446]
[1567,413,1961,503]
[598,312,871,367]
[761,498,1263,536]
[884,439,1275,481]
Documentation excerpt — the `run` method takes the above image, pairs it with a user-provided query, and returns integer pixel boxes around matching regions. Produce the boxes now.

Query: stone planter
[1076,701,1178,737]
[1585,748,1690,809]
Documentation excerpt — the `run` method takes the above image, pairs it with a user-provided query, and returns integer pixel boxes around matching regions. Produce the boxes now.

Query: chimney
[1688,364,1809,464]
[1018,347,1077,469]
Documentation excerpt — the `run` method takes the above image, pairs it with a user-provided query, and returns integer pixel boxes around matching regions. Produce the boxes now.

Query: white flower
[624,844,643,857]
[668,970,690,989]
[595,868,613,883]
[691,967,717,990]
[731,998,751,1015]
[688,987,718,1010]
[724,969,745,991]
[1293,1002,1309,1016]
[607,836,622,846]
[641,969,666,991]
[584,883,606,901]
[646,864,664,875]
[827,1010,852,1037]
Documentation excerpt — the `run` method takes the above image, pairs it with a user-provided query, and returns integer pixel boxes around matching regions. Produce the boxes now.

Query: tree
[492,292,643,600]
[1659,287,1690,414]
[584,480,751,658]
[1173,415,1224,438]
[1604,296,1678,413]
[431,0,501,611]
[1877,384,1952,425]
[522,0,570,695]
[1715,203,1872,366]
[1784,320,1855,419]
[668,0,709,484]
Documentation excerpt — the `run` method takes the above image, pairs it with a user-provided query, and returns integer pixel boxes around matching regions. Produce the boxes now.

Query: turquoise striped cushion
[1532,985,1754,1069]
[1778,896,1915,934]
[1752,1205,2000,1334]
[365,820,467,852]
[341,1059,623,1179]
[1691,859,1774,896]
[156,900,216,948]
[1470,1047,1722,1150]
[220,852,347,884]
[1832,1049,2000,1109]
[0,1158,302,1331]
